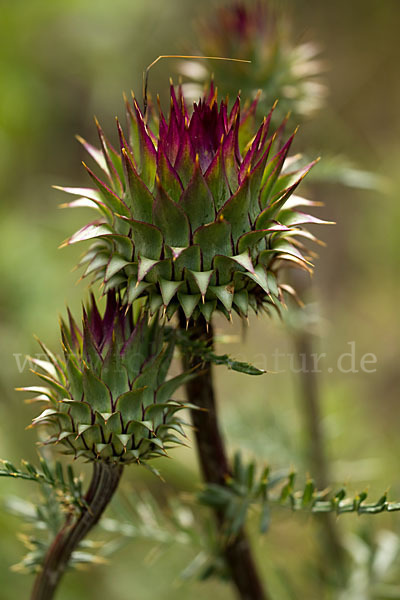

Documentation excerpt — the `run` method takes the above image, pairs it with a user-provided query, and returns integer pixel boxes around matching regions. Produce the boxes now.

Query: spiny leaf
[170,328,266,375]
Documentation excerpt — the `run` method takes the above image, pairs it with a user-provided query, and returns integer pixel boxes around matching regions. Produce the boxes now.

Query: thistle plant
[176,1,363,582]
[179,0,381,191]
[1,67,393,600]
[25,292,191,465]
[17,293,192,599]
[61,82,328,322]
[179,0,325,125]
[50,80,329,600]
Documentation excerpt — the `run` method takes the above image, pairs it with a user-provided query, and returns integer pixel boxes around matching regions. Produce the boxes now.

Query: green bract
[21,294,191,464]
[60,83,330,323]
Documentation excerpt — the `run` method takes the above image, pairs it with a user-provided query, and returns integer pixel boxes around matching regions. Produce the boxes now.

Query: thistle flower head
[180,0,325,123]
[21,293,191,464]
[60,83,330,323]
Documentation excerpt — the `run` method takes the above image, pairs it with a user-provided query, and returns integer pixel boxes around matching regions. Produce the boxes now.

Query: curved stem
[179,313,268,600]
[30,461,123,600]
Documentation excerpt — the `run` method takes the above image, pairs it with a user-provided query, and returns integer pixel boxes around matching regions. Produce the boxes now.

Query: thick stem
[30,461,123,600]
[179,313,268,600]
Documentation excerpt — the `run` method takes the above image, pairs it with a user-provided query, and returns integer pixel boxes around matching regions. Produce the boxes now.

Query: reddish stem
[30,461,123,600]
[180,313,268,600]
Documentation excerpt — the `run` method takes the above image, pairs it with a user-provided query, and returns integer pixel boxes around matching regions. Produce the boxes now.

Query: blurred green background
[1,0,400,598]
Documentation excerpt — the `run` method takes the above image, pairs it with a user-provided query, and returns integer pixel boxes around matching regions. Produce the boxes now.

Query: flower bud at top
[59,82,331,324]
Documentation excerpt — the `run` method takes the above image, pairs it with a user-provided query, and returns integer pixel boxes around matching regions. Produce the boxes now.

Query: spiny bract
[60,82,330,323]
[20,293,192,464]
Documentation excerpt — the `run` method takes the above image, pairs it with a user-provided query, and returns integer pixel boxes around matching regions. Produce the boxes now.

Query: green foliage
[6,488,66,574]
[2,464,228,582]
[5,484,114,576]
[1,0,398,598]
[101,491,229,581]
[199,453,400,538]
[0,457,86,511]
[170,327,266,375]
[199,452,286,536]
[0,456,106,574]
[5,486,106,574]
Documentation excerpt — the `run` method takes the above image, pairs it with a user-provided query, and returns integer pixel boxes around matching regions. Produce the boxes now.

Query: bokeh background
[0,0,399,598]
